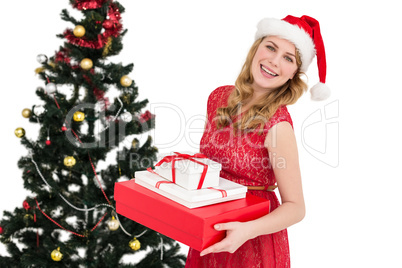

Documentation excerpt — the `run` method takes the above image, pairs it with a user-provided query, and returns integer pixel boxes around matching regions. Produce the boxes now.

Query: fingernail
[214,224,220,230]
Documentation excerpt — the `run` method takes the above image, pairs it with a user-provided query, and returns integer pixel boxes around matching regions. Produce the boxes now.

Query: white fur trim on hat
[310,82,330,101]
[255,18,316,72]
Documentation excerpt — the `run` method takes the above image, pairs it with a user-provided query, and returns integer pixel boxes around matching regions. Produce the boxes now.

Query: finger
[214,222,235,231]
[200,239,229,256]
[199,246,212,257]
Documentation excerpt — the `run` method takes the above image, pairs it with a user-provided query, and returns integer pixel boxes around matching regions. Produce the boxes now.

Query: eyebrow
[267,41,296,58]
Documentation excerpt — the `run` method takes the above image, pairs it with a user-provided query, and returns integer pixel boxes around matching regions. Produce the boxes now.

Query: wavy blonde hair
[216,37,308,134]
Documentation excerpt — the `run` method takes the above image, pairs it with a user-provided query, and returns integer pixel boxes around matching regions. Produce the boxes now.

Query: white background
[1,0,402,267]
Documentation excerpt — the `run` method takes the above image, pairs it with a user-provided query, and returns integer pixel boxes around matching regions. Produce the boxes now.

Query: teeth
[261,65,277,76]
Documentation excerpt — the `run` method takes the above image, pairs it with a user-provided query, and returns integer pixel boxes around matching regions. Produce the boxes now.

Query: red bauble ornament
[0,226,3,234]
[23,200,30,210]
[46,139,51,146]
[61,124,67,131]
[103,19,113,29]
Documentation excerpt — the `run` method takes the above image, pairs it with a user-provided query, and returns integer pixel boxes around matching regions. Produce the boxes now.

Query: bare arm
[200,121,305,255]
[245,121,305,238]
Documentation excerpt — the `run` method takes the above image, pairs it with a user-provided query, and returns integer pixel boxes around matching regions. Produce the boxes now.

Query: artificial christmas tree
[0,0,185,267]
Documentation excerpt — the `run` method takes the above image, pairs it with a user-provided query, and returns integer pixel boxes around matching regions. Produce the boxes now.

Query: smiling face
[251,36,299,93]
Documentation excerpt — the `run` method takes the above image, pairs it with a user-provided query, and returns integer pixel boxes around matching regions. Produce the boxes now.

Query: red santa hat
[255,15,330,101]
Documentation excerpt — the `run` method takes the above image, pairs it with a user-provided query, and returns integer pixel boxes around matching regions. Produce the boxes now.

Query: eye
[266,45,275,52]
[284,56,293,63]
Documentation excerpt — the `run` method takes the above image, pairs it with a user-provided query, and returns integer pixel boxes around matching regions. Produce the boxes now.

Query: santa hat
[255,15,330,101]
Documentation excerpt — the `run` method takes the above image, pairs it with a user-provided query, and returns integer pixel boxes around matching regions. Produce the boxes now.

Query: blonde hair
[216,37,308,134]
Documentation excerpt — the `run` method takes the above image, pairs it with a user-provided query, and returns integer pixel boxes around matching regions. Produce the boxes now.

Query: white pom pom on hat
[255,15,330,101]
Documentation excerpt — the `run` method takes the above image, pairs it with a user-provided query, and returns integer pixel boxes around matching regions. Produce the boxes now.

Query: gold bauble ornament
[120,75,132,87]
[51,247,63,262]
[23,214,33,224]
[15,128,25,138]
[22,108,32,118]
[132,138,139,149]
[107,216,120,231]
[73,111,85,122]
[73,25,86,38]
[64,156,76,167]
[80,58,93,70]
[129,238,141,251]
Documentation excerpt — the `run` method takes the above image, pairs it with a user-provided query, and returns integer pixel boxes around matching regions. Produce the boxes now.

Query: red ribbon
[207,187,227,198]
[88,153,112,205]
[147,166,227,197]
[155,180,174,189]
[147,153,227,197]
[146,168,174,188]
[152,152,208,190]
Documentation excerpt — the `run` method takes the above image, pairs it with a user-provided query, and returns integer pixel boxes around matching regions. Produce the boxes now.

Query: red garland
[93,88,110,109]
[73,0,109,10]
[55,48,71,65]
[64,29,109,50]
[64,3,122,50]
[139,111,155,123]
[83,74,110,108]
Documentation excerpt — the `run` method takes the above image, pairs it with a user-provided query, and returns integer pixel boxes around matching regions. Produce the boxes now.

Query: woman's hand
[199,221,252,256]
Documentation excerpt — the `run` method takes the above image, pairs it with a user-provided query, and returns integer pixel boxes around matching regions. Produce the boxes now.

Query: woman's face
[251,36,298,93]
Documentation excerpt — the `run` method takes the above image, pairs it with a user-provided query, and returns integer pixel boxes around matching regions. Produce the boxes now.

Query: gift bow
[150,152,208,190]
[147,153,227,197]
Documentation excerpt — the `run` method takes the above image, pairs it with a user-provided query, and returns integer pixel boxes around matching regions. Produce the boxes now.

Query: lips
[260,65,278,77]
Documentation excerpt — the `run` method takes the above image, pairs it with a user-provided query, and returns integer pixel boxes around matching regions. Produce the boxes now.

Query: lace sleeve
[206,85,235,121]
[264,105,293,131]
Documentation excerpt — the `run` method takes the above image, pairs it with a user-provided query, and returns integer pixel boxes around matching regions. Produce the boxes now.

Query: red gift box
[115,179,270,252]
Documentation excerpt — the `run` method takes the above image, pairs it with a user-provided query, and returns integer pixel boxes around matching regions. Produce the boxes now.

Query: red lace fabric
[185,85,292,268]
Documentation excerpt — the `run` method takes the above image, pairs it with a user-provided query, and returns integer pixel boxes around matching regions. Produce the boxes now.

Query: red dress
[185,85,292,268]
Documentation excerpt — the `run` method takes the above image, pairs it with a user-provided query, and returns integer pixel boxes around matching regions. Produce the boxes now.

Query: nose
[269,54,280,67]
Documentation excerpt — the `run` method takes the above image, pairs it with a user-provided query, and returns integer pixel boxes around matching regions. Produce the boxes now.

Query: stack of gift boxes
[114,152,270,251]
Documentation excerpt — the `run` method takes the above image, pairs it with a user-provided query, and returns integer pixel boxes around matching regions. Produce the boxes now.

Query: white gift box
[134,170,247,209]
[155,155,222,190]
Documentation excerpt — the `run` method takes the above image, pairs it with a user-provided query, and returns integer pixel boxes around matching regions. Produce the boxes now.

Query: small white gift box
[154,153,221,190]
[134,170,247,209]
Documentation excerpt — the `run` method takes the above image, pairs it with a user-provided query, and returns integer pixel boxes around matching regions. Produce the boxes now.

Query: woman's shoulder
[265,105,293,130]
[208,85,235,98]
[207,85,235,107]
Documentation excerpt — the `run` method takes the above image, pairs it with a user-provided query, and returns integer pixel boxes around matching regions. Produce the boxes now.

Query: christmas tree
[0,0,185,267]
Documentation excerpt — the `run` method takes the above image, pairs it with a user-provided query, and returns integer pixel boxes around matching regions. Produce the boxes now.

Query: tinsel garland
[30,156,144,238]
[72,0,109,10]
[64,3,122,49]
[35,198,107,237]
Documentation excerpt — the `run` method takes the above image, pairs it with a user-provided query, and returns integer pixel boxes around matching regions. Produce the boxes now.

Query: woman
[185,15,330,267]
